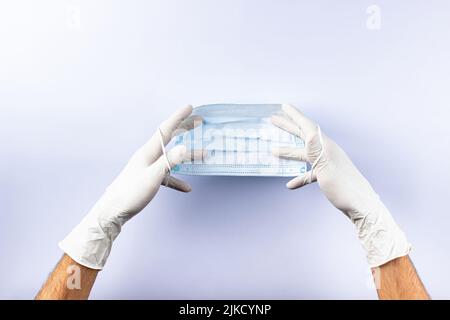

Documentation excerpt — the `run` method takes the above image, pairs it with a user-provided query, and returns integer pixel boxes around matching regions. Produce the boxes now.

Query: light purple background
[1,0,450,299]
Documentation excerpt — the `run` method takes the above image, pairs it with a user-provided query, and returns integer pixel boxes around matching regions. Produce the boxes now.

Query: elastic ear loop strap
[309,125,324,184]
[158,128,171,187]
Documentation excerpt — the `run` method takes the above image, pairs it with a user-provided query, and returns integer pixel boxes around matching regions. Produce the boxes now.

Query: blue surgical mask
[172,104,307,176]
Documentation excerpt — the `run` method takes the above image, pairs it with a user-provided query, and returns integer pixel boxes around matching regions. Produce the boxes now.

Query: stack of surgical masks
[172,104,307,177]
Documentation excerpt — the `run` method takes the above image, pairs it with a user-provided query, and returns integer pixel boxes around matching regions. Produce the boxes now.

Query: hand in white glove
[272,104,410,267]
[59,105,203,269]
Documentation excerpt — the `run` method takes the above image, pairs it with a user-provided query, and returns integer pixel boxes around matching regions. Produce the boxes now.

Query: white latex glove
[272,104,410,268]
[59,105,203,269]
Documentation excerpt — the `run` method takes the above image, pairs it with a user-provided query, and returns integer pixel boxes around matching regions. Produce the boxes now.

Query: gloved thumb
[287,171,317,189]
[153,145,187,179]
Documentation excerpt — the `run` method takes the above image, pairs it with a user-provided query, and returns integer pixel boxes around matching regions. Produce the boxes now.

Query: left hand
[59,105,203,269]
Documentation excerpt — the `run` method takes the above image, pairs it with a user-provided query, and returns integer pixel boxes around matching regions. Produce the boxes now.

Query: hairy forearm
[35,254,98,300]
[373,255,429,300]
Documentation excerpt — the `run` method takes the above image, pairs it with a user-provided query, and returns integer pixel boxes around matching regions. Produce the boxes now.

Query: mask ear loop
[158,128,171,187]
[308,125,324,184]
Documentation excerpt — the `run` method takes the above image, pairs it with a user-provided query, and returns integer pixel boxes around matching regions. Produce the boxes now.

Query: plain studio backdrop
[1,0,449,299]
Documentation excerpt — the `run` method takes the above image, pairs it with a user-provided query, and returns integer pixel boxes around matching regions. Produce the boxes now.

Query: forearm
[35,254,98,300]
[373,255,429,300]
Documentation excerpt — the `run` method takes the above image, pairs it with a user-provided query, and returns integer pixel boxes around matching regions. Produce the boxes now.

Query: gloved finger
[272,147,309,162]
[161,175,192,193]
[139,105,193,164]
[152,145,187,179]
[172,115,203,138]
[286,171,317,189]
[281,104,317,136]
[271,114,305,140]
[183,149,207,162]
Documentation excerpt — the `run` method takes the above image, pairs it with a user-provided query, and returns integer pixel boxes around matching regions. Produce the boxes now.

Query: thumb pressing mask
[172,104,307,177]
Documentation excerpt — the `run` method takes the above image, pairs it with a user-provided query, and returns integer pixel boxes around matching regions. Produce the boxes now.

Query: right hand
[271,104,410,268]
